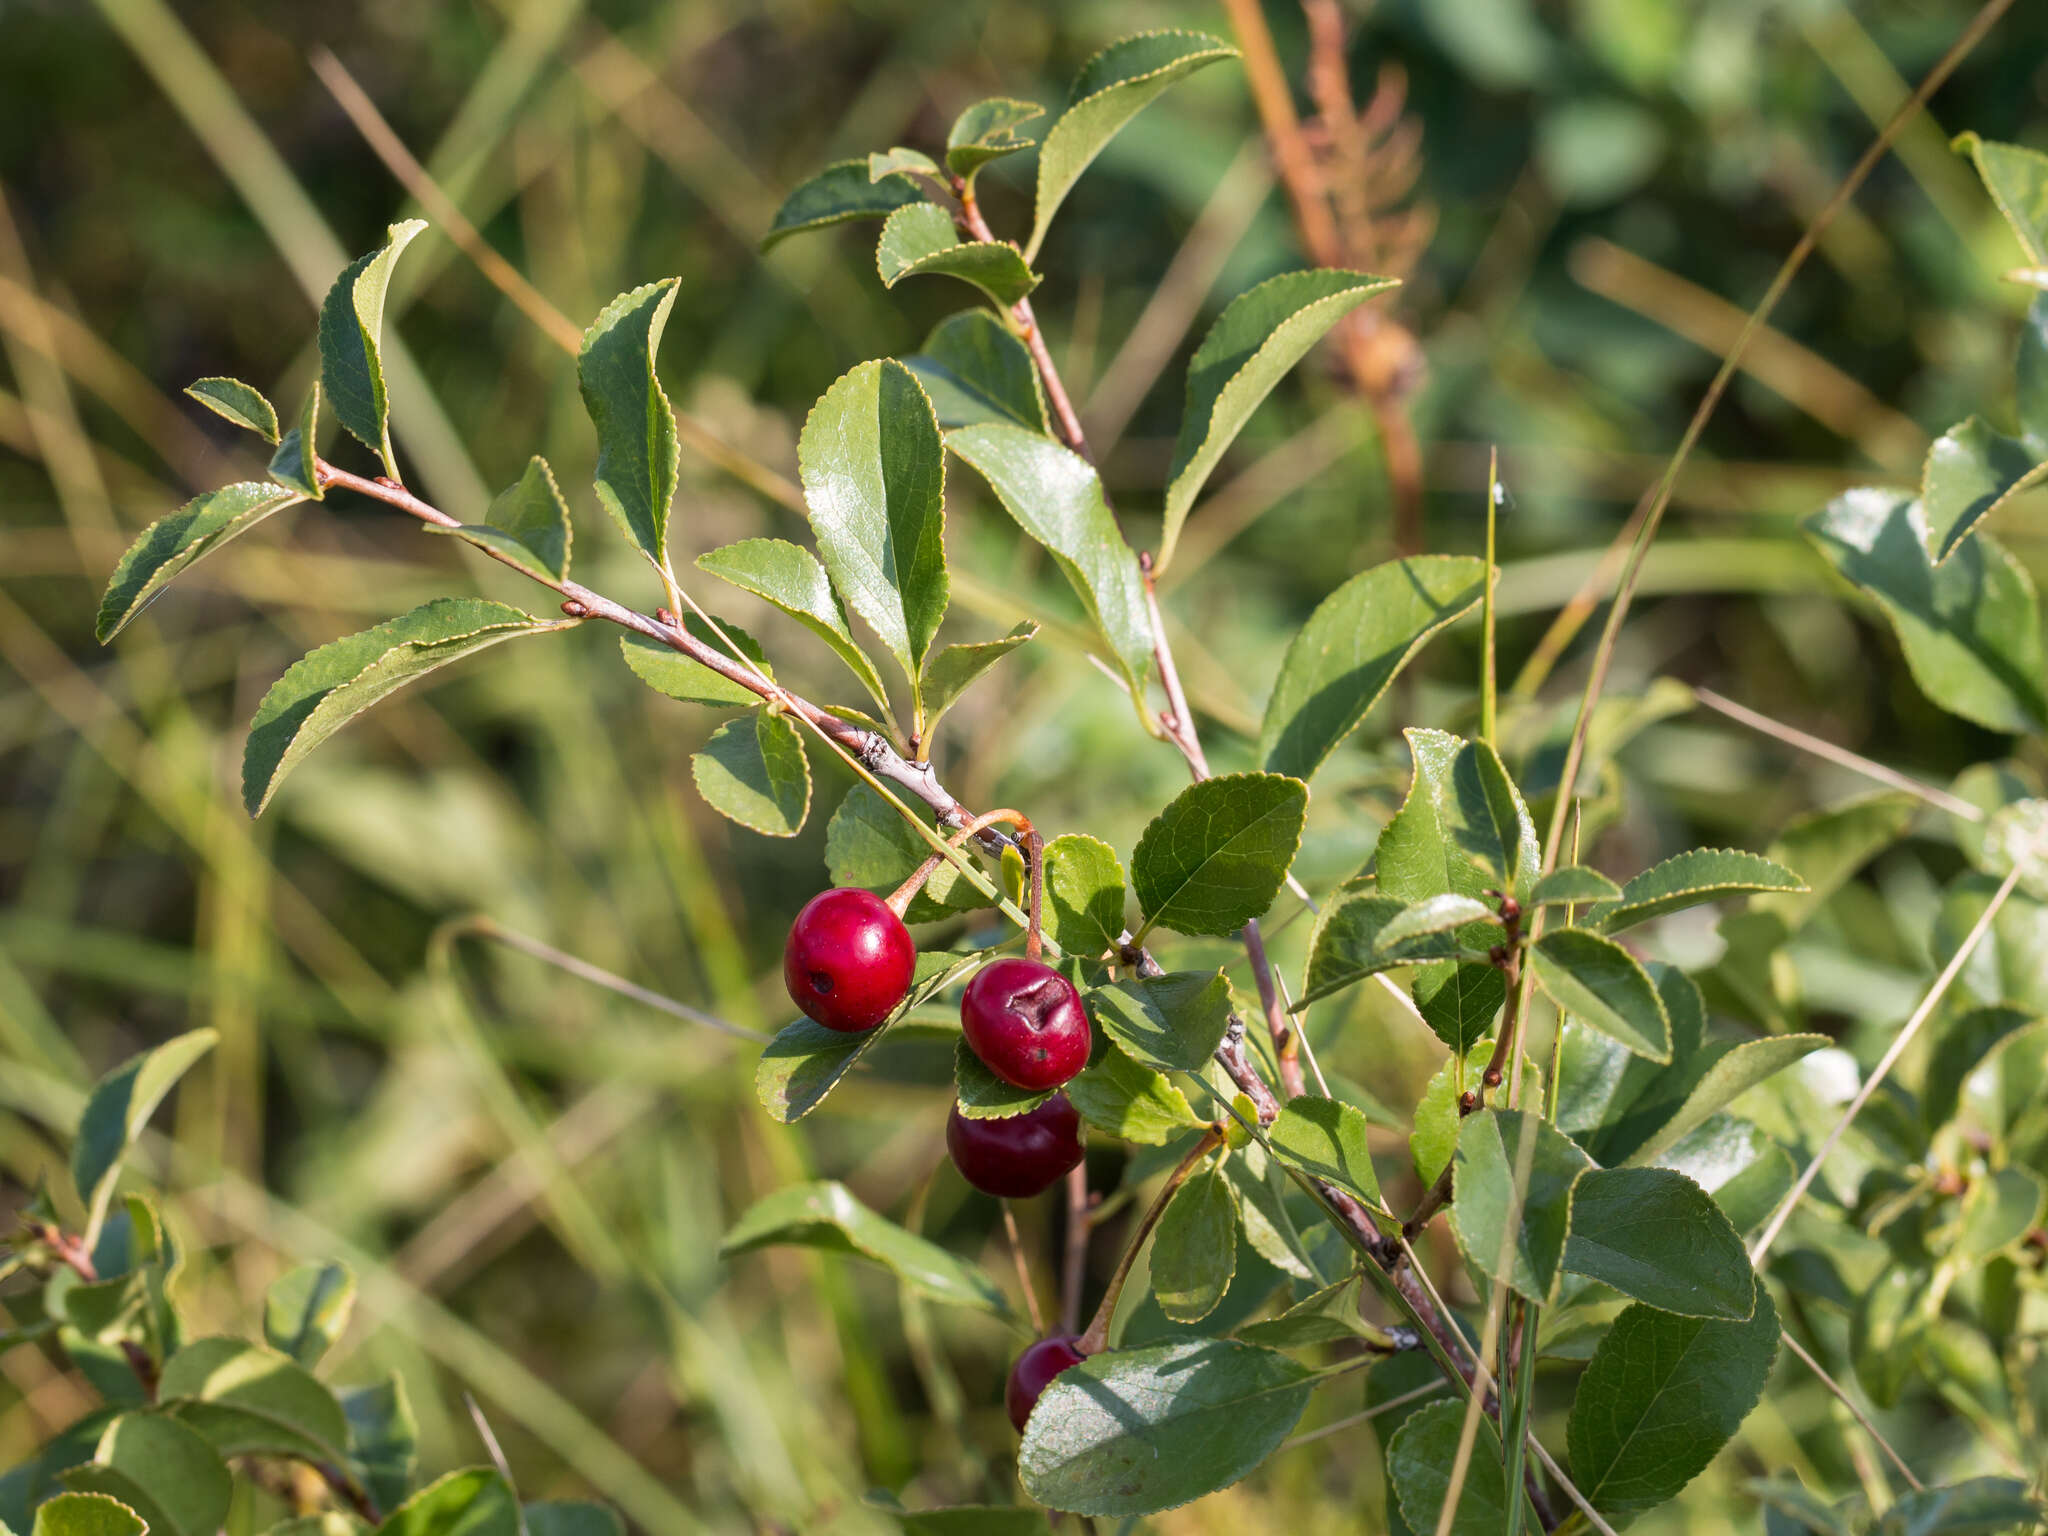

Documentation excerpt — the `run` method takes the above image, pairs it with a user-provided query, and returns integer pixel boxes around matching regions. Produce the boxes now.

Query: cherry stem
[883,808,1036,918]
[1076,1125,1225,1356]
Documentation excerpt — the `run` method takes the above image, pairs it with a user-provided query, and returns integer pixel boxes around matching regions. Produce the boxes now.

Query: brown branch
[953,182,1090,459]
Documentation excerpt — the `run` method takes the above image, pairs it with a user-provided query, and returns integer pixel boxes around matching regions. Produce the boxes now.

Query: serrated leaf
[1955,133,2048,265]
[1651,1116,1795,1234]
[1919,416,2048,563]
[1876,1477,2044,1535]
[578,279,680,565]
[1411,960,1507,1053]
[920,622,1035,738]
[1017,1338,1312,1516]
[1067,1038,1199,1144]
[1590,848,1806,933]
[429,455,571,583]
[1756,791,1919,931]
[1268,1095,1386,1214]
[97,482,306,642]
[696,537,891,713]
[946,97,1043,179]
[691,711,811,837]
[1026,31,1238,262]
[720,1179,1009,1315]
[263,1262,354,1368]
[266,382,322,499]
[1805,488,2048,734]
[1376,894,1498,953]
[1388,1401,1528,1536]
[824,784,992,923]
[1623,1034,1829,1166]
[1448,1109,1595,1303]
[1566,1282,1780,1523]
[158,1336,349,1462]
[1378,729,1540,906]
[73,1029,217,1237]
[901,311,1048,433]
[318,219,424,479]
[1532,929,1671,1061]
[869,146,940,183]
[1529,866,1622,907]
[1086,970,1232,1073]
[877,203,1039,308]
[377,1471,518,1536]
[618,618,772,709]
[69,1414,229,1536]
[954,1035,1053,1119]
[1161,271,1398,571]
[1151,1163,1236,1322]
[339,1377,415,1515]
[946,424,1152,695]
[243,598,568,815]
[1132,772,1306,938]
[1237,1274,1378,1348]
[762,159,924,250]
[1564,1166,1755,1318]
[1298,893,1462,1008]
[31,1496,144,1536]
[185,377,277,442]
[1042,834,1127,959]
[1258,559,1486,780]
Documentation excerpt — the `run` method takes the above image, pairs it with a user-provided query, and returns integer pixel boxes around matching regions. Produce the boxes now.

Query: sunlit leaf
[578,279,681,564]
[184,376,277,441]
[1132,773,1306,938]
[318,219,425,479]
[98,483,306,642]
[763,160,923,250]
[877,202,1039,308]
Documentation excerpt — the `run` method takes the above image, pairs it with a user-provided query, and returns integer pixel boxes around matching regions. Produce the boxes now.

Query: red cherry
[783,888,915,1032]
[959,957,1090,1089]
[1007,1334,1086,1431]
[946,1093,1085,1199]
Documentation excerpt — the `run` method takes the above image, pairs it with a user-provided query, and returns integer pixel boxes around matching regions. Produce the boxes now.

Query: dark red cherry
[946,1093,1085,1199]
[783,888,915,1032]
[1006,1334,1087,1431]
[959,957,1090,1089]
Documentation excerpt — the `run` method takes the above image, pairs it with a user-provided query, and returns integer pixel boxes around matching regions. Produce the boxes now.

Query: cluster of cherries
[783,879,1092,1429]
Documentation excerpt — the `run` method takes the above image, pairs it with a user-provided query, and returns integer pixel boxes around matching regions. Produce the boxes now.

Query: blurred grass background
[3,0,2048,1530]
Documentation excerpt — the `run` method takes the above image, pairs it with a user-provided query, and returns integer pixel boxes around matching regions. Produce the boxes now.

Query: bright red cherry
[783,888,915,1032]
[959,957,1090,1089]
[946,1093,1085,1199]
[1007,1334,1087,1431]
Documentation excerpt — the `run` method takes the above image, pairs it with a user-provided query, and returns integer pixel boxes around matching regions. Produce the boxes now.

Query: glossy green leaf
[1756,791,1919,931]
[901,311,1048,433]
[158,1336,349,1462]
[954,1035,1053,1120]
[696,537,893,712]
[1017,1338,1312,1516]
[1258,561,1486,780]
[1564,1167,1755,1318]
[946,424,1152,695]
[1591,848,1806,933]
[1132,772,1306,938]
[318,219,424,479]
[1267,1095,1386,1212]
[1388,1401,1530,1535]
[869,147,940,183]
[762,159,923,250]
[578,279,680,564]
[618,618,772,709]
[1376,894,1498,953]
[73,1029,217,1236]
[1151,1163,1236,1322]
[1919,417,2048,563]
[1236,1274,1379,1348]
[824,784,992,923]
[1161,271,1398,571]
[1566,1282,1780,1523]
[524,1503,623,1536]
[920,622,1035,737]
[339,1377,416,1515]
[1042,833,1128,959]
[1411,961,1507,1053]
[720,1179,1009,1315]
[1955,133,2048,265]
[1086,970,1232,1073]
[1411,1040,1489,1186]
[184,376,277,441]
[1296,894,1460,1007]
[378,1470,518,1536]
[430,455,571,583]
[31,1496,144,1536]
[877,202,1039,308]
[1066,1039,1199,1144]
[1623,1034,1828,1166]
[691,712,811,837]
[1805,488,2048,733]
[68,1414,228,1536]
[1875,1477,2044,1535]
[266,381,322,499]
[1650,1115,1796,1234]
[97,482,306,642]
[1026,31,1238,262]
[244,598,568,815]
[1449,1109,1595,1302]
[1529,866,1622,907]
[946,97,1042,179]
[1532,929,1671,1061]
[263,1262,354,1368]
[1379,729,1540,905]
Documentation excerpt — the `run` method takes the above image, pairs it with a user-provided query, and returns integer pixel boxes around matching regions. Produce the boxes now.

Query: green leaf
[1378,729,1540,906]
[377,1471,518,1536]
[262,1262,354,1368]
[1236,1274,1377,1347]
[1268,1095,1386,1214]
[1756,791,1919,931]
[1566,1282,1780,1523]
[158,1336,349,1462]
[954,1035,1053,1120]
[266,382,323,500]
[1017,1338,1313,1516]
[920,622,1035,737]
[429,455,571,583]
[945,424,1152,696]
[1875,1477,2044,1535]
[872,1502,1045,1536]
[1388,1401,1526,1536]
[67,1414,229,1536]
[618,620,772,710]
[696,538,891,713]
[1955,133,2048,265]
[901,311,1048,433]
[97,482,307,642]
[1066,1039,1199,1144]
[1132,772,1307,939]
[1919,416,2048,563]
[1590,848,1806,933]
[1532,929,1671,1061]
[691,712,811,837]
[184,377,277,442]
[1411,961,1507,1053]
[318,219,425,479]
[1853,1266,1923,1409]
[876,203,1039,308]
[720,1179,1009,1316]
[1376,894,1498,953]
[1026,31,1239,262]
[73,1029,217,1236]
[869,147,940,183]
[1529,866,1623,907]
[1086,970,1233,1073]
[946,97,1043,179]
[1042,834,1128,959]
[578,279,681,565]
[243,598,568,815]
[0,1415,117,1535]
[1161,271,1399,572]
[799,360,948,704]
[31,1496,145,1536]
[2020,295,2048,448]
[1564,1167,1755,1319]
[1448,1109,1595,1303]
[338,1378,415,1516]
[1953,1165,2046,1261]
[524,1504,622,1536]
[824,784,992,923]
[1805,488,2048,734]
[1622,1034,1829,1166]
[1368,1355,1449,1536]
[1151,1163,1237,1322]
[1257,560,1486,780]
[762,160,923,250]
[1978,797,2048,900]
[1648,1116,1793,1235]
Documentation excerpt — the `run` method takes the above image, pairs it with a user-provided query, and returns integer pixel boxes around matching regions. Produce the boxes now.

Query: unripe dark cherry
[782,888,915,1032]
[946,1093,1084,1199]
[1006,1334,1086,1431]
[959,957,1090,1089]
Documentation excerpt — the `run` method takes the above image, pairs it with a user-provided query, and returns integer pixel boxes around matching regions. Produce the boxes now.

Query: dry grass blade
[1781,1333,1925,1493]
